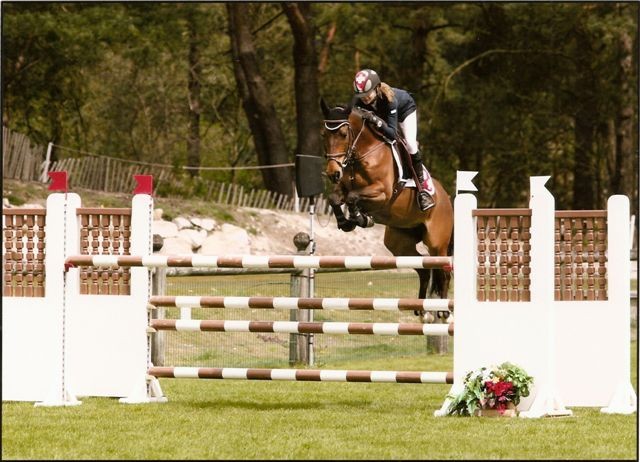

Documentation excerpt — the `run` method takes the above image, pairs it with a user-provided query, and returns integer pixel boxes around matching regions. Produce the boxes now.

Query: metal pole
[151,235,165,366]
[307,196,316,366]
[291,232,311,365]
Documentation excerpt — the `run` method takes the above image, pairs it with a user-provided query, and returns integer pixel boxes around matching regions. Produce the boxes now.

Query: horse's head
[321,99,362,184]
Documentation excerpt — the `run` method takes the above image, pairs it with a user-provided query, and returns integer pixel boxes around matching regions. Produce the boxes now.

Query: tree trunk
[408,24,429,92]
[571,30,597,210]
[612,29,636,213]
[186,8,201,178]
[572,111,596,209]
[317,21,336,75]
[227,3,294,196]
[282,3,323,162]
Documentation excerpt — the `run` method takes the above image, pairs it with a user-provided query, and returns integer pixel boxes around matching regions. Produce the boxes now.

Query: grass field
[2,345,637,460]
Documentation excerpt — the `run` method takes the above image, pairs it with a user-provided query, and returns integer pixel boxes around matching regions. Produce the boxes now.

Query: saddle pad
[391,144,436,195]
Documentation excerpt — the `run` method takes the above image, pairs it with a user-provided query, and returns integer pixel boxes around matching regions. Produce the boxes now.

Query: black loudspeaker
[295,154,325,197]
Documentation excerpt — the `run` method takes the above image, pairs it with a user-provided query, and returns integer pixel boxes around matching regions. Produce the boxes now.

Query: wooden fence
[1,127,331,214]
[2,127,46,182]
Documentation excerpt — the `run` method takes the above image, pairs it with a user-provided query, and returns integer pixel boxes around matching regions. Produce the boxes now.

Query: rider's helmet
[353,69,381,98]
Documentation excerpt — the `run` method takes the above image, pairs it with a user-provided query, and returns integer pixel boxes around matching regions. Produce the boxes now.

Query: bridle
[323,111,385,171]
[323,118,362,169]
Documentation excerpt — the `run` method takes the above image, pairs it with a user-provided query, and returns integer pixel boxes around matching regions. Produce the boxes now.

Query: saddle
[395,137,416,181]
[390,136,435,196]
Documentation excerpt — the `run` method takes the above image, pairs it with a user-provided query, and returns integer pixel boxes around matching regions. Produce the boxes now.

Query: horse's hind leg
[383,226,434,322]
[423,190,454,319]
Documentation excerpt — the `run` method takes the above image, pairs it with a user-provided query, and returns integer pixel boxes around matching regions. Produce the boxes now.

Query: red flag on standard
[133,175,153,195]
[48,171,68,192]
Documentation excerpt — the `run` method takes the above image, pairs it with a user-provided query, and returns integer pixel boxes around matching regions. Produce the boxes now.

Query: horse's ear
[320,97,330,118]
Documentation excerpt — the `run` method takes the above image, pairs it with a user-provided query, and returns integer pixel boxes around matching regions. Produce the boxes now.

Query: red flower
[493,381,513,397]
[483,380,515,409]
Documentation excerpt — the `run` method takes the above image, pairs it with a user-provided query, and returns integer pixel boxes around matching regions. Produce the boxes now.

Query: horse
[320,99,454,319]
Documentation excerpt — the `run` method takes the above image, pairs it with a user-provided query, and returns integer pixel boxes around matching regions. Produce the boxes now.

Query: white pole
[40,142,54,183]
[293,180,300,213]
[520,176,572,418]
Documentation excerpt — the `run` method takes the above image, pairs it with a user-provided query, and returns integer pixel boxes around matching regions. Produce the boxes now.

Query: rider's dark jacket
[352,88,416,141]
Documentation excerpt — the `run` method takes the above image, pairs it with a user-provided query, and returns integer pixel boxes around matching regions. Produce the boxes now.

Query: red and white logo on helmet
[353,69,379,94]
[354,71,370,93]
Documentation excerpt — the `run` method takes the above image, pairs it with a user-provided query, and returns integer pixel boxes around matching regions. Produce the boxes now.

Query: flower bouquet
[446,362,534,417]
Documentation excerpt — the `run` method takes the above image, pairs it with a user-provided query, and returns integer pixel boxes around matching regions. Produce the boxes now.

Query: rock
[153,220,178,238]
[158,236,194,255]
[178,229,207,249]
[199,224,250,255]
[191,217,217,231]
[250,234,293,255]
[153,208,164,220]
[172,216,192,230]
[152,234,164,252]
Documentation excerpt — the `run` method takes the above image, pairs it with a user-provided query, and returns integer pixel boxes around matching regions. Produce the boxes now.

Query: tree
[282,3,323,161]
[186,5,203,177]
[2,3,636,207]
[227,3,294,196]
[1,3,119,149]
[608,5,637,213]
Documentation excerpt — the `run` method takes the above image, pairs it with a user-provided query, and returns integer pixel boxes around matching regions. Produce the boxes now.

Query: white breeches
[398,110,419,155]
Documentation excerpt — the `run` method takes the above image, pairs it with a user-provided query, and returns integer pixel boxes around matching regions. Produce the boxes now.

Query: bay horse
[321,100,454,316]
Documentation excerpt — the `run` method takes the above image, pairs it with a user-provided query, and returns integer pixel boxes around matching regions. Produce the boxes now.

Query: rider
[351,68,434,211]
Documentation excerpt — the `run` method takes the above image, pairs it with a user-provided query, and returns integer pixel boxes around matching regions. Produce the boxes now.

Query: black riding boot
[411,152,435,212]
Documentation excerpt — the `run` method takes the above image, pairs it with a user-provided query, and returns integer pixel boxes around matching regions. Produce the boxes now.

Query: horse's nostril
[331,172,341,183]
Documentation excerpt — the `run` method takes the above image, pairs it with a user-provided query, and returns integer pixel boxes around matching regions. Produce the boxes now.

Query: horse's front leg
[345,192,375,228]
[329,190,356,232]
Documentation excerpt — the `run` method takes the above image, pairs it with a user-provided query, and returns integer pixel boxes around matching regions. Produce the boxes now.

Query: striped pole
[149,295,454,312]
[65,254,453,270]
[148,367,453,384]
[150,319,454,336]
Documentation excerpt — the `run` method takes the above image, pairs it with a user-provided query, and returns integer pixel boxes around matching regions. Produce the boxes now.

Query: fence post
[38,142,54,183]
[150,234,165,366]
[289,232,313,365]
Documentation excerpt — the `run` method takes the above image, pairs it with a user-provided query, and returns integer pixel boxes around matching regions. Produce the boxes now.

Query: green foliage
[208,208,235,224]
[446,362,534,416]
[2,3,637,209]
[5,194,24,206]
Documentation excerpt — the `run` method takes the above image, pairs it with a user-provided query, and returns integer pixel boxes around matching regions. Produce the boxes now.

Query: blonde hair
[378,82,395,102]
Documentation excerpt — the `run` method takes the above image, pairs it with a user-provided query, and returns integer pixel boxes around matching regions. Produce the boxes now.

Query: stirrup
[418,191,435,211]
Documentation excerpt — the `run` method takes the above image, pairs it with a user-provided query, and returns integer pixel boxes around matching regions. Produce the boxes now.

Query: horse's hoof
[416,311,435,323]
[436,311,450,320]
[364,215,375,227]
[338,221,356,232]
[423,312,436,323]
